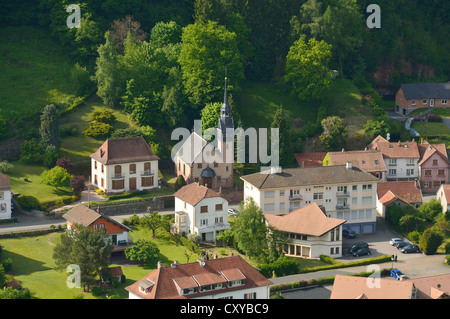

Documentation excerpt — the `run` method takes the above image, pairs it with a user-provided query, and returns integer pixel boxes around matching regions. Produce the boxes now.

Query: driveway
[339,216,420,262]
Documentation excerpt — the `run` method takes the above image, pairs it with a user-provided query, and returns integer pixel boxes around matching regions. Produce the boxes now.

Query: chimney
[157,261,163,269]
[341,148,345,152]
[229,251,234,257]
[302,161,305,168]
[171,260,178,268]
[346,162,352,169]
[213,253,218,259]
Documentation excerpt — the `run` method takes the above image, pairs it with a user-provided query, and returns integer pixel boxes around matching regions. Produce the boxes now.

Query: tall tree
[39,104,60,150]
[232,198,269,262]
[178,21,244,108]
[319,116,347,150]
[95,31,122,107]
[53,226,113,292]
[309,0,364,76]
[270,105,293,167]
[285,37,333,101]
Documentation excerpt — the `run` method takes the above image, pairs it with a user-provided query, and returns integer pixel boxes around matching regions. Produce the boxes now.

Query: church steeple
[218,67,234,138]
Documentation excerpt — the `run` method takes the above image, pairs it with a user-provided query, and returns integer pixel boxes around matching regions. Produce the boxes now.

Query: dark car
[400,244,420,254]
[352,247,371,257]
[348,242,368,254]
[343,229,356,239]
[395,241,410,249]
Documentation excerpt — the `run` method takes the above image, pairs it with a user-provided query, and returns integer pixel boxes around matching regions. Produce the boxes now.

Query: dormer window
[138,279,154,295]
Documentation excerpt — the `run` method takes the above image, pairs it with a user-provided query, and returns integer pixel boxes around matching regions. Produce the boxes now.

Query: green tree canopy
[285,37,333,101]
[179,21,244,108]
[271,105,294,167]
[124,239,160,265]
[40,104,60,150]
[40,166,73,190]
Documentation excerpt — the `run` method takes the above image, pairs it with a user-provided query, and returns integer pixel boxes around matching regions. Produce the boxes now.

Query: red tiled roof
[264,203,346,237]
[174,183,223,206]
[378,191,411,206]
[294,152,327,168]
[369,136,420,158]
[125,256,272,299]
[90,136,159,165]
[327,149,386,173]
[418,142,449,165]
[377,181,423,204]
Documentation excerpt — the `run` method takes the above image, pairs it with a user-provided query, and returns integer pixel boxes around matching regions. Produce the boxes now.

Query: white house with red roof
[265,203,346,258]
[125,255,272,299]
[0,172,12,220]
[172,183,230,242]
[376,180,423,218]
[90,136,160,194]
[368,135,420,181]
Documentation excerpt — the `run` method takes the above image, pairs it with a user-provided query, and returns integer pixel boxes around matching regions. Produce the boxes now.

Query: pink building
[418,140,450,192]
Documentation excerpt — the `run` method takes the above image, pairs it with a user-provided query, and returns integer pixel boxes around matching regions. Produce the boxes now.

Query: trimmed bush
[83,122,114,138]
[419,228,444,255]
[17,195,40,210]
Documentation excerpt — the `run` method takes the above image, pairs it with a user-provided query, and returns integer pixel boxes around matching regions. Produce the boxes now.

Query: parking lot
[339,216,423,263]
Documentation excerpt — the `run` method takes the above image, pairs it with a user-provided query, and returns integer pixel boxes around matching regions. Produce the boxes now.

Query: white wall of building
[0,189,12,220]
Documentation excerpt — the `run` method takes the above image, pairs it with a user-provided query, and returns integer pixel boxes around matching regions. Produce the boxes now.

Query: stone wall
[92,195,174,216]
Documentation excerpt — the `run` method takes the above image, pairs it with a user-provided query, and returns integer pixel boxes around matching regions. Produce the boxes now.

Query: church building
[173,76,234,190]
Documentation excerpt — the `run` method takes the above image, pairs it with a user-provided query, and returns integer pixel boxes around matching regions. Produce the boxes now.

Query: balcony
[336,191,350,197]
[336,204,350,210]
[289,195,303,201]
[111,174,124,179]
[141,170,155,176]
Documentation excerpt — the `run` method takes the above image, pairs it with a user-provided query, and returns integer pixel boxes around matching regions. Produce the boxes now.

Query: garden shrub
[83,122,114,138]
[419,228,444,255]
[90,108,117,124]
[17,195,40,210]
[408,230,421,243]
[259,258,299,278]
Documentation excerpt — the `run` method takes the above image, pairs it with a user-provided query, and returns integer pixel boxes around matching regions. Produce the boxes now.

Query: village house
[125,255,272,299]
[331,273,450,299]
[90,136,159,194]
[171,183,230,242]
[241,165,380,234]
[368,135,420,181]
[436,184,450,214]
[265,203,346,258]
[323,149,387,181]
[173,80,234,191]
[376,180,423,218]
[417,140,450,192]
[0,172,12,220]
[395,82,450,115]
[63,203,131,251]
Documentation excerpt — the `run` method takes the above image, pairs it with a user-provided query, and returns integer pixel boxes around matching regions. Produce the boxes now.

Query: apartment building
[241,164,380,234]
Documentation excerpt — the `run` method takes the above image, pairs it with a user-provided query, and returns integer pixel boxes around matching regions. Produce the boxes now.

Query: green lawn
[411,122,450,138]
[0,26,76,122]
[236,80,317,129]
[5,161,73,203]
[59,96,137,164]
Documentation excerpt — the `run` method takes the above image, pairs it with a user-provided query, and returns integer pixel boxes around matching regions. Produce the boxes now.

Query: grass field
[5,161,73,203]
[0,26,76,122]
[59,96,137,164]
[236,80,317,129]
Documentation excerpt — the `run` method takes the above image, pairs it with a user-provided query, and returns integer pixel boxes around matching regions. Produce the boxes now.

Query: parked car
[395,240,410,249]
[352,247,371,257]
[390,238,403,246]
[390,269,406,280]
[343,229,356,239]
[349,242,368,254]
[228,208,237,217]
[400,244,420,254]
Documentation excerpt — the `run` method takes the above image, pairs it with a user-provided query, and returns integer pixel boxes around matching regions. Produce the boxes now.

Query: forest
[0,0,448,155]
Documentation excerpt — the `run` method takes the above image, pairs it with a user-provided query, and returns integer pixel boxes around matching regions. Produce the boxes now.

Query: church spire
[221,66,231,113]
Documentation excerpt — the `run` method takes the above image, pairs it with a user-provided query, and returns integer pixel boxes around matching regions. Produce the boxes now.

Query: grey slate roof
[240,166,380,189]
[401,82,450,100]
